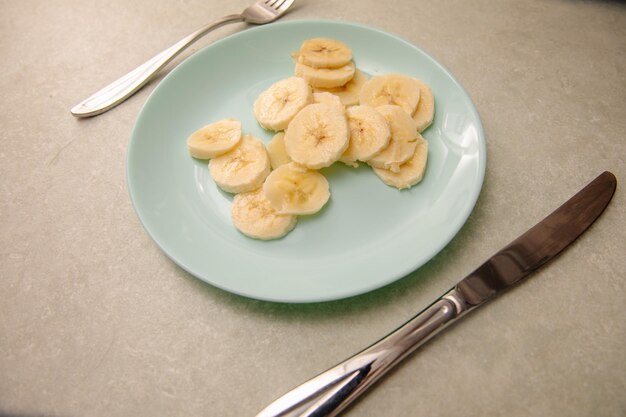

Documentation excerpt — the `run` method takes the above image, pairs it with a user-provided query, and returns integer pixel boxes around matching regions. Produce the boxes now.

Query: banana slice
[340,105,391,167]
[412,79,435,132]
[284,103,349,169]
[313,69,368,106]
[186,118,242,159]
[372,136,428,189]
[293,38,352,69]
[209,134,270,193]
[295,61,356,89]
[359,74,421,115]
[367,105,418,173]
[263,162,330,215]
[267,132,292,169]
[253,76,312,131]
[313,92,345,113]
[231,188,297,240]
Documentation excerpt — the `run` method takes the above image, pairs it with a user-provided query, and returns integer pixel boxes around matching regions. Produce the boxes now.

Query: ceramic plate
[127,20,486,303]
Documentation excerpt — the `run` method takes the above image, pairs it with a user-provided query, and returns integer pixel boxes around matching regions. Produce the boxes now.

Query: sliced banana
[184,39,437,241]
[313,69,368,106]
[372,136,428,189]
[359,74,421,116]
[293,38,352,69]
[253,76,312,131]
[186,118,242,159]
[367,105,418,173]
[209,134,270,194]
[313,92,345,113]
[340,105,391,167]
[263,162,330,215]
[267,132,292,169]
[412,79,435,132]
[295,61,356,89]
[284,103,349,169]
[231,188,297,240]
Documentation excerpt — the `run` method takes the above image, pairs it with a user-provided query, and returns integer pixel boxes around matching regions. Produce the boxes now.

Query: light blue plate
[127,20,486,303]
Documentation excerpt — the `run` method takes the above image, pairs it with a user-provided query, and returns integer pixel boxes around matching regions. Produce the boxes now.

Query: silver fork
[71,0,296,118]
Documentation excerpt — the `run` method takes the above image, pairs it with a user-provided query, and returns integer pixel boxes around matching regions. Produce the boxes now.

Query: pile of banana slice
[186,38,435,240]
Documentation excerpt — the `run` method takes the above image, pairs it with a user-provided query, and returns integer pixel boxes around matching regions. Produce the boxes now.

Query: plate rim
[126,19,487,303]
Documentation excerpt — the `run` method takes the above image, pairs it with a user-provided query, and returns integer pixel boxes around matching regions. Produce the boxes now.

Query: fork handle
[70,14,243,118]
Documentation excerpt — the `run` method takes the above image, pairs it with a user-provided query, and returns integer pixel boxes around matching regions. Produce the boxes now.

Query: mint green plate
[127,20,485,303]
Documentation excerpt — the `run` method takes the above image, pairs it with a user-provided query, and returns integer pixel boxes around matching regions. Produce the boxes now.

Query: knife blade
[255,171,617,417]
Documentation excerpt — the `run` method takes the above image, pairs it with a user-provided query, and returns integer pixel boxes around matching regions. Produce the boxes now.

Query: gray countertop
[1,1,625,416]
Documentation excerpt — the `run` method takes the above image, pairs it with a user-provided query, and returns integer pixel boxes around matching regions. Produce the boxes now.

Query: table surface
[1,1,625,416]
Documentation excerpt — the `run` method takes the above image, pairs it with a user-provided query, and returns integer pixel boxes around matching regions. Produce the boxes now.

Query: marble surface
[1,1,625,416]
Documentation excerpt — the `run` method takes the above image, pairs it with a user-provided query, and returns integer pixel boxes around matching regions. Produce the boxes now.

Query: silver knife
[256,171,617,417]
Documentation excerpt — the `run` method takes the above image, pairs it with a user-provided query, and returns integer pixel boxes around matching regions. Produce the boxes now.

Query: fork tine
[276,0,295,11]
[271,0,286,8]
[265,0,279,7]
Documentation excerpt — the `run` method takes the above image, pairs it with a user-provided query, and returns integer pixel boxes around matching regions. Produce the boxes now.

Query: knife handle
[256,289,470,417]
